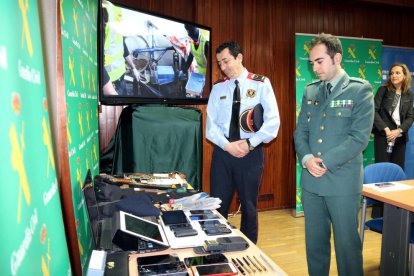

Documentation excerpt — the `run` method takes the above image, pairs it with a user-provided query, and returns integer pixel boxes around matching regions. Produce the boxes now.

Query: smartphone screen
[192,263,238,276]
[189,214,219,220]
[198,220,222,228]
[184,254,228,267]
[190,209,213,215]
[137,254,177,266]
[161,210,188,225]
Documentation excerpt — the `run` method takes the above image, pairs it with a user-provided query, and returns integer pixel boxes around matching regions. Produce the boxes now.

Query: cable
[228,203,241,218]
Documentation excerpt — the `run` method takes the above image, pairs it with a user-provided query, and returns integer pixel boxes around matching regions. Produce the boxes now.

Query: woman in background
[373,63,414,169]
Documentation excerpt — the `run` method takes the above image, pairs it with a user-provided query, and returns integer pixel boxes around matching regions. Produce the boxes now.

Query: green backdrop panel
[60,0,99,272]
[0,1,71,275]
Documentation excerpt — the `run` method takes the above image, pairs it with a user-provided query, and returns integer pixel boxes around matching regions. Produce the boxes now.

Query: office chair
[359,162,406,244]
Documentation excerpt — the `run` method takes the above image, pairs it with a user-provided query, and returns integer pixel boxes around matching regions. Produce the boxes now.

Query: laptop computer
[83,170,169,253]
[82,174,117,251]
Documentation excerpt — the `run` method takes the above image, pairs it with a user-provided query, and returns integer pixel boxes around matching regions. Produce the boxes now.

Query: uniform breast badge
[246,89,256,98]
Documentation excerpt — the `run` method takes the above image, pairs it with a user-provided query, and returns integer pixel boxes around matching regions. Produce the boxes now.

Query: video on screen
[100,1,211,104]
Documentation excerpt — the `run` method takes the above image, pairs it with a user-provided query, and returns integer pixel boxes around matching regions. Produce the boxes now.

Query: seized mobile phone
[184,254,228,267]
[191,262,238,276]
[169,223,193,230]
[198,220,224,229]
[173,228,198,237]
[189,214,219,221]
[161,210,188,225]
[204,227,232,236]
[137,254,187,276]
[190,209,213,215]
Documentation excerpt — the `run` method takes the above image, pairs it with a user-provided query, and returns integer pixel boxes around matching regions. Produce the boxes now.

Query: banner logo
[83,20,88,46]
[358,64,367,79]
[68,48,76,86]
[303,41,311,56]
[10,93,31,223]
[347,45,357,59]
[73,4,79,37]
[80,58,85,89]
[67,110,72,145]
[42,117,55,176]
[76,157,83,189]
[93,141,98,162]
[368,49,376,60]
[60,0,66,24]
[41,237,51,276]
[91,70,96,92]
[19,0,33,57]
[366,45,380,65]
[295,61,301,77]
[78,110,84,137]
[86,106,91,132]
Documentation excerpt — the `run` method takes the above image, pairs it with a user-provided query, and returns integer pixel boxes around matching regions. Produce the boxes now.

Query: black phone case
[173,228,198,237]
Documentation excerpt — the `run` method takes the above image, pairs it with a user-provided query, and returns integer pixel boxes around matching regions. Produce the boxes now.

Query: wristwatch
[246,139,255,151]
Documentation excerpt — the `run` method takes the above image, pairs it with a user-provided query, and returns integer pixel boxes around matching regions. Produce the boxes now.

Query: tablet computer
[119,211,169,247]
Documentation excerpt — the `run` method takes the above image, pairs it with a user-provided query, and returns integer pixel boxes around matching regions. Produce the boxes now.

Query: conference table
[362,179,414,276]
[128,227,288,276]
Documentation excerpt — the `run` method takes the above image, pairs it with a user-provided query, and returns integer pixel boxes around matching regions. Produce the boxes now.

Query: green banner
[0,1,71,275]
[60,0,99,272]
[295,34,382,215]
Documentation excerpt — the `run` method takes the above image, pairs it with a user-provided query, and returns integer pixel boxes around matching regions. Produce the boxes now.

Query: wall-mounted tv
[99,0,211,105]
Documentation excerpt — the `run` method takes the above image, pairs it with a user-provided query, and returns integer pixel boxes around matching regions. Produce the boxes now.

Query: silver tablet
[119,211,169,247]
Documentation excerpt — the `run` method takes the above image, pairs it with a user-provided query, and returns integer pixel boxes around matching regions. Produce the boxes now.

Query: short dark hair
[310,33,343,60]
[216,40,243,59]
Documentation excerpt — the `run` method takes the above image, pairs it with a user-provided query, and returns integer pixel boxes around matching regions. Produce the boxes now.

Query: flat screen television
[99,0,212,105]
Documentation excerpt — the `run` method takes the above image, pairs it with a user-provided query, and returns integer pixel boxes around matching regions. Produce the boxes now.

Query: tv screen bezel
[98,0,212,106]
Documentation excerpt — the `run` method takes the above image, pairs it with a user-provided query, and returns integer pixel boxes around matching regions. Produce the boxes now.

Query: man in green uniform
[294,33,374,276]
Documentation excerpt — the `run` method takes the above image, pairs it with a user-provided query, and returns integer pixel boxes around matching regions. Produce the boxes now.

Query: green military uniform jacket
[294,72,374,196]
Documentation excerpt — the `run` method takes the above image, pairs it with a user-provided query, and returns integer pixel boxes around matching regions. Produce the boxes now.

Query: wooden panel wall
[99,0,414,211]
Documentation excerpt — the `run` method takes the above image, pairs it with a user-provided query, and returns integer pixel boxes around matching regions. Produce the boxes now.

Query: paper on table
[365,182,414,192]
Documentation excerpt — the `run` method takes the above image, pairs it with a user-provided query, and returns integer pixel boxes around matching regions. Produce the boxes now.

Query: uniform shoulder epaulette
[214,77,229,85]
[349,77,368,84]
[306,79,322,87]
[247,73,266,82]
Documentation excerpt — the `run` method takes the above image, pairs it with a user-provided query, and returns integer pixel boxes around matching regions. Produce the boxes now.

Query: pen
[243,256,256,273]
[231,258,246,275]
[247,255,262,272]
[253,255,267,272]
[260,253,276,272]
[236,257,251,274]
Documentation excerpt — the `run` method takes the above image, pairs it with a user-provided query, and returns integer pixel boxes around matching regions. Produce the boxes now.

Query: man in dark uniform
[206,41,280,243]
[294,33,374,275]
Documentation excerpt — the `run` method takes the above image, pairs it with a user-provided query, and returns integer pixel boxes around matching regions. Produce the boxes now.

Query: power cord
[228,203,241,218]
